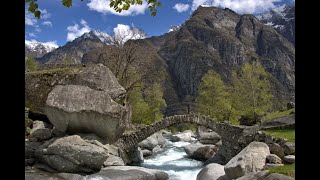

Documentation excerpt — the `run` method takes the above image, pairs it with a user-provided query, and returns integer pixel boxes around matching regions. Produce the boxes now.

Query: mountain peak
[80,30,111,44]
[25,40,59,58]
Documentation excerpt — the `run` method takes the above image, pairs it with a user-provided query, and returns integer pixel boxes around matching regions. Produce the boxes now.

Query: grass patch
[264,108,295,123]
[263,129,295,142]
[268,163,295,178]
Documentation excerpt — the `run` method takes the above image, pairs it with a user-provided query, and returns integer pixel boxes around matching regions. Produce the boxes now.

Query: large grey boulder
[74,63,126,101]
[199,131,221,145]
[224,141,270,179]
[139,132,168,151]
[183,143,218,160]
[263,173,295,180]
[196,163,229,180]
[88,166,169,180]
[25,64,126,115]
[36,135,109,173]
[45,85,128,144]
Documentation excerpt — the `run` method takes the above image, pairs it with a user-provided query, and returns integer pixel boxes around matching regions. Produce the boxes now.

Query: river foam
[140,140,203,180]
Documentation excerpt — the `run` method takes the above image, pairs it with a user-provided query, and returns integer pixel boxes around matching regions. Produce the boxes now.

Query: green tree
[196,70,237,123]
[26,0,162,19]
[128,83,153,125]
[145,82,167,121]
[26,56,38,72]
[231,61,273,120]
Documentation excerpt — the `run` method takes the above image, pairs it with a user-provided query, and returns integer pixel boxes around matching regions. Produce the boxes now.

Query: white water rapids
[140,140,204,180]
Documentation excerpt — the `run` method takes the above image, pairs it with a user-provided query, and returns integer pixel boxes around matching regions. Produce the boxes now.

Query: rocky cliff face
[257,4,295,45]
[155,6,294,103]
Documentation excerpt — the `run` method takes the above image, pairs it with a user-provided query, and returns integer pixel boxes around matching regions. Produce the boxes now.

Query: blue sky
[25,0,294,47]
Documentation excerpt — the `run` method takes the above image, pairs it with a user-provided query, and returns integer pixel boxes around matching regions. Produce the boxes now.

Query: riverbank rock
[268,143,285,159]
[196,163,229,180]
[267,154,282,164]
[282,142,295,155]
[160,129,173,139]
[139,132,168,151]
[263,173,295,180]
[199,131,221,145]
[236,170,269,180]
[141,149,153,157]
[30,121,52,141]
[89,166,169,180]
[103,155,125,166]
[183,143,218,160]
[172,130,196,142]
[224,141,270,179]
[35,135,109,173]
[284,155,295,164]
[45,85,128,144]
[25,165,168,180]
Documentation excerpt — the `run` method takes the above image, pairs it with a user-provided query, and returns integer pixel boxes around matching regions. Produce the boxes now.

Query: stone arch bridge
[115,113,259,164]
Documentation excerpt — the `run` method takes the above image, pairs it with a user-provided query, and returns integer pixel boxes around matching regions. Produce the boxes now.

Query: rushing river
[140,140,203,180]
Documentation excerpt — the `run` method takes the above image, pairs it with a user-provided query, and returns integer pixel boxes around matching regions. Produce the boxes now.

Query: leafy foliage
[231,61,273,120]
[26,56,38,72]
[129,82,166,125]
[26,0,161,18]
[145,82,167,121]
[196,70,238,123]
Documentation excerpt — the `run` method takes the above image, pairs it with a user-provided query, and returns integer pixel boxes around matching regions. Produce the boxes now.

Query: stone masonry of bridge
[115,114,260,164]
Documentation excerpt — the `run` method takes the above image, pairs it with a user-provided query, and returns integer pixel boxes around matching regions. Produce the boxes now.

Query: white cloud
[25,11,37,26]
[192,0,281,14]
[35,28,42,32]
[25,8,51,27]
[42,21,53,27]
[66,19,92,41]
[113,24,146,43]
[39,9,51,19]
[25,39,59,49]
[87,0,147,16]
[173,3,190,13]
[28,33,36,37]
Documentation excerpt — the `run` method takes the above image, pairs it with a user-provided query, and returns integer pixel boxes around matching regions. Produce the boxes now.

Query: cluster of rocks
[25,64,169,179]
[181,127,222,161]
[196,141,295,180]
[139,132,168,158]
